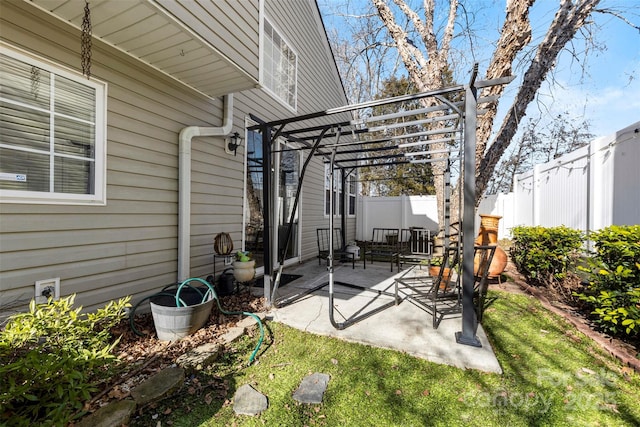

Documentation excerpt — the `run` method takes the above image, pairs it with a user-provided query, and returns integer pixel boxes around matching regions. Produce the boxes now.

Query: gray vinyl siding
[0,1,240,312]
[0,0,351,314]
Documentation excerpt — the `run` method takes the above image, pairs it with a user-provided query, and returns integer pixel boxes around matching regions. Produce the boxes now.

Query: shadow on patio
[254,260,502,373]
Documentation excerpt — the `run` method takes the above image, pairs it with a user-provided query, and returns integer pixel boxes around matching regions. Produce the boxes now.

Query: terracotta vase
[474,214,508,278]
[429,266,453,290]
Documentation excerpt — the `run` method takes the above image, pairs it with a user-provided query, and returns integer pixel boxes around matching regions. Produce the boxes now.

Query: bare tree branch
[373,0,430,88]
[477,0,602,200]
[475,0,534,169]
[421,0,438,55]
[594,8,640,32]
[392,0,429,49]
[439,0,458,62]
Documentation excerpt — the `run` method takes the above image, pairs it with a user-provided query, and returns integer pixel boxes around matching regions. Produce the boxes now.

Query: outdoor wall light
[225,132,243,156]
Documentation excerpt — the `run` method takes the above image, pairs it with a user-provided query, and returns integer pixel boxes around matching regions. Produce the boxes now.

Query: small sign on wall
[0,173,27,182]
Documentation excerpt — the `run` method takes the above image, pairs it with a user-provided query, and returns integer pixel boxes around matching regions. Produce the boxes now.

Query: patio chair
[363,227,400,272]
[431,244,497,327]
[394,244,496,328]
[397,228,432,272]
[316,228,355,269]
[393,245,460,328]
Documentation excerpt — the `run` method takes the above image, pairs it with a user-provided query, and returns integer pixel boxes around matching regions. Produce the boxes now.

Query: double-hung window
[324,164,357,217]
[348,173,357,216]
[262,18,297,110]
[0,44,106,204]
[324,164,343,216]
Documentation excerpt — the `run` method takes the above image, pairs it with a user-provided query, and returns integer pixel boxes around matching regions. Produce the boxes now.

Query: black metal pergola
[248,67,513,347]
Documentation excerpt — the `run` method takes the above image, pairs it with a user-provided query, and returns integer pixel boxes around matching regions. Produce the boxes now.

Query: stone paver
[176,342,223,372]
[130,367,185,406]
[220,327,245,343]
[76,313,271,425]
[233,384,268,415]
[74,399,136,427]
[292,373,330,404]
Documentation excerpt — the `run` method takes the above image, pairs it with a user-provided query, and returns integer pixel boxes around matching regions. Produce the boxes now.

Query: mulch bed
[84,291,266,414]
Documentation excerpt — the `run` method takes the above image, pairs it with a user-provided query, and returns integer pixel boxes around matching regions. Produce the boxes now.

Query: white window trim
[324,163,344,218]
[259,16,298,112]
[347,172,357,218]
[0,43,107,205]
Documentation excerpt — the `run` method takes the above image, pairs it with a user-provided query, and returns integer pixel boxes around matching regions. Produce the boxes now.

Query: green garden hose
[129,278,265,364]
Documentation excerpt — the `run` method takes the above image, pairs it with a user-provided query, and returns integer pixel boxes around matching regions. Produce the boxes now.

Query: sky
[318,0,640,139]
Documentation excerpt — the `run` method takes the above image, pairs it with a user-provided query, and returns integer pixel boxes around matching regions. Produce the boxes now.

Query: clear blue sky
[318,0,640,138]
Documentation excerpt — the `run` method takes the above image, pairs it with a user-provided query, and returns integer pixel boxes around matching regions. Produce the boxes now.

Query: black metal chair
[397,228,432,272]
[316,228,355,269]
[394,245,460,328]
[394,244,496,328]
[363,227,399,272]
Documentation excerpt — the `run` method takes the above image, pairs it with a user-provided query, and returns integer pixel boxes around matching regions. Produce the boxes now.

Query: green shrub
[0,295,130,426]
[576,225,640,337]
[510,225,583,287]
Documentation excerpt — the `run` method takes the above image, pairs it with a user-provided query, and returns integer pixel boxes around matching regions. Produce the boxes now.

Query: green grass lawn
[130,291,640,426]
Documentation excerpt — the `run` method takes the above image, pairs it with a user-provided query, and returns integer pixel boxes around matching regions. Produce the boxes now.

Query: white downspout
[178,94,234,281]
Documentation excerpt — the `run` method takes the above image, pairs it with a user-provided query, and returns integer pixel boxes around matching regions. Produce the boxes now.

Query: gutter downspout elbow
[178,94,234,281]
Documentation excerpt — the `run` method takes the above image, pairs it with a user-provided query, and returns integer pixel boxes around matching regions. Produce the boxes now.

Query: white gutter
[178,94,234,281]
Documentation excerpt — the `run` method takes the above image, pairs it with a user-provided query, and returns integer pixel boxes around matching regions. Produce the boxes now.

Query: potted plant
[428,256,453,289]
[232,250,256,283]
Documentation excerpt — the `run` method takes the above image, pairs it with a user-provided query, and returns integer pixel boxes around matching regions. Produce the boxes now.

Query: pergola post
[261,126,273,306]
[456,69,481,347]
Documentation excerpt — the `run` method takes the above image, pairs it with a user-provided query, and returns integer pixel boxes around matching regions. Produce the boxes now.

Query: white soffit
[30,0,257,98]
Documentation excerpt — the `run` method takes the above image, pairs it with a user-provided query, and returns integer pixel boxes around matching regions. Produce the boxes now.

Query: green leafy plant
[0,295,131,426]
[427,255,442,266]
[576,225,640,337]
[234,250,253,262]
[510,225,583,287]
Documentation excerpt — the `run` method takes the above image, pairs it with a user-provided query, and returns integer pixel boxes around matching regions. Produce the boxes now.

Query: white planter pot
[232,260,256,283]
[346,244,360,260]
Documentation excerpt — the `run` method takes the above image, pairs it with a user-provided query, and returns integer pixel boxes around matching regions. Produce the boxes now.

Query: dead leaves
[107,385,130,400]
[87,292,265,414]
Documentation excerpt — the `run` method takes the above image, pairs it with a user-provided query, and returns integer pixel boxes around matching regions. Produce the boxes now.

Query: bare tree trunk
[475,0,534,182]
[372,0,457,229]
[475,0,601,202]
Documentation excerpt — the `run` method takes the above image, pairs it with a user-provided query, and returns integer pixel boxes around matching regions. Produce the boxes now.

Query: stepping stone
[176,343,223,372]
[233,384,268,415]
[292,373,330,404]
[130,367,185,406]
[74,399,136,427]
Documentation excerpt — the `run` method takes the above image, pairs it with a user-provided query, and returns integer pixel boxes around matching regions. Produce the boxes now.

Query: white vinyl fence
[355,195,439,241]
[359,121,640,241]
[487,121,640,237]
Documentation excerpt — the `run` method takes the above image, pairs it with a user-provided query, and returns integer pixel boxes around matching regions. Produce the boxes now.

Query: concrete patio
[255,260,502,374]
